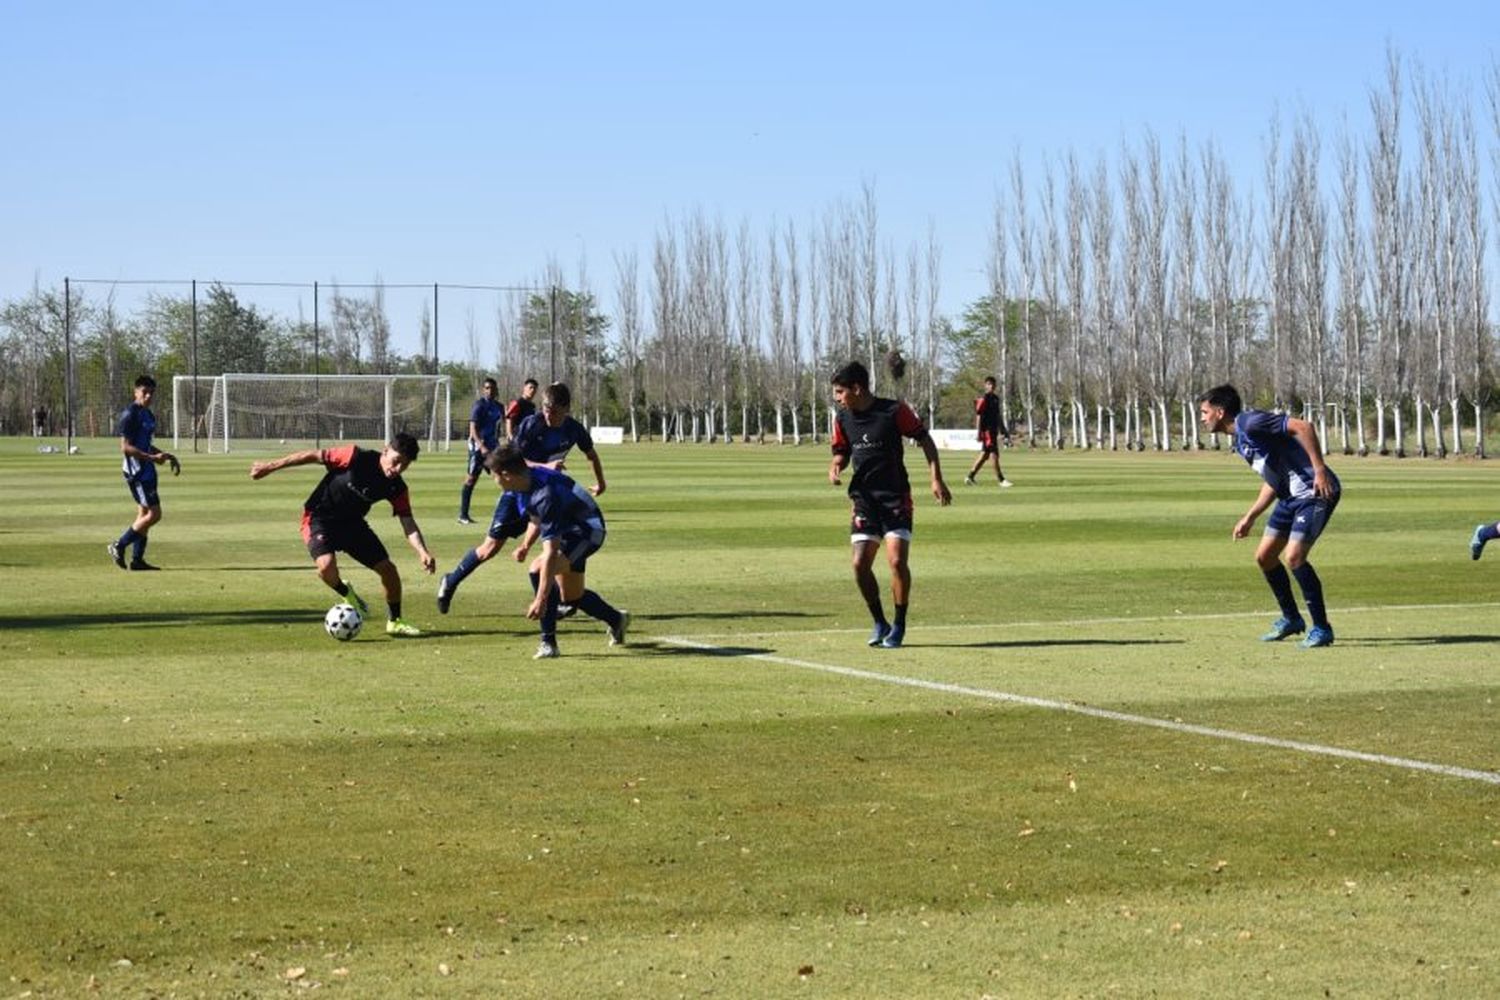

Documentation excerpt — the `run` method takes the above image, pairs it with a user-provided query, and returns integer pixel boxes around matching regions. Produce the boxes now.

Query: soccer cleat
[128,559,160,571]
[879,623,906,649]
[436,574,454,615]
[385,618,422,638]
[608,610,631,647]
[457,515,475,525]
[1301,625,1335,648]
[1259,615,1306,642]
[1471,524,1488,561]
[999,479,1014,488]
[556,603,578,619]
[963,475,976,486]
[867,621,892,647]
[107,541,126,569]
[342,582,369,616]
[533,640,559,659]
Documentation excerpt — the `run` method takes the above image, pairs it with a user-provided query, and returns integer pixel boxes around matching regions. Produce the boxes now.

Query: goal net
[172,373,452,453]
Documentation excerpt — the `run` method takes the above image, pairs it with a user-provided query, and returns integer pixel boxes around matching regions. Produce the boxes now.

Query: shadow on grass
[635,611,822,622]
[0,608,324,630]
[944,638,1185,649]
[1341,634,1500,646]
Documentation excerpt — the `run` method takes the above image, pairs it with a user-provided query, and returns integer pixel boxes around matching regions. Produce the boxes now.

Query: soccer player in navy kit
[458,377,505,524]
[108,374,180,571]
[829,360,952,649]
[250,433,436,638]
[485,444,629,659]
[505,378,539,441]
[512,382,607,495]
[1197,384,1341,648]
[435,489,529,614]
[964,376,1013,488]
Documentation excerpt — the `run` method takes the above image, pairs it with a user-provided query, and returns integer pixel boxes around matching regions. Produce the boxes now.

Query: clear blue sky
[3,1,1495,359]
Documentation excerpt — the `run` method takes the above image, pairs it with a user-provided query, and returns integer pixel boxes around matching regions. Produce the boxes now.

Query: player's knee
[1283,547,1309,570]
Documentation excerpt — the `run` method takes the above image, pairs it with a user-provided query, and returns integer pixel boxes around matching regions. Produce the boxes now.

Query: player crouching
[484,444,629,659]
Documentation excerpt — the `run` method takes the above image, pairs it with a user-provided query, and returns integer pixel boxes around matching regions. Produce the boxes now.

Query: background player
[505,378,539,441]
[108,374,179,571]
[1197,384,1341,649]
[829,360,951,649]
[512,381,607,495]
[458,377,504,524]
[250,433,436,637]
[485,444,629,659]
[964,375,1013,487]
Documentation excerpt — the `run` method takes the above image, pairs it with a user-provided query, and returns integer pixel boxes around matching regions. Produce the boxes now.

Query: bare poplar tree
[1011,150,1038,446]
[613,249,643,441]
[1038,161,1065,448]
[923,225,942,425]
[1141,132,1172,449]
[806,219,824,443]
[1119,144,1147,449]
[783,220,805,443]
[1064,152,1090,448]
[1088,154,1118,449]
[1172,134,1202,448]
[734,218,760,441]
[1368,46,1406,455]
[989,187,1013,429]
[1334,121,1370,454]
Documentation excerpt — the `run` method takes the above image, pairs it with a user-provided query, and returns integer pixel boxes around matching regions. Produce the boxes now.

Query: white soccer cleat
[533,640,559,659]
[608,610,631,647]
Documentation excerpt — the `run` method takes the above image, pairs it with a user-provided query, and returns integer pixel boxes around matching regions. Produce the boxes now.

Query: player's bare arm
[829,453,849,486]
[1286,418,1335,498]
[1234,482,1278,539]
[399,515,436,574]
[512,521,541,563]
[916,433,952,505]
[526,540,565,619]
[585,448,607,496]
[249,449,322,480]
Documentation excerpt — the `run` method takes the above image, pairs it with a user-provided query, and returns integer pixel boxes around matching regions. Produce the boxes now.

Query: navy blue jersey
[514,413,595,465]
[524,466,604,542]
[488,490,530,542]
[469,396,505,450]
[1233,410,1340,501]
[118,402,157,480]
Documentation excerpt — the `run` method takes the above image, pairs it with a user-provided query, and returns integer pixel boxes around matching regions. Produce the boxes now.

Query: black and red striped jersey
[302,445,413,522]
[832,397,928,498]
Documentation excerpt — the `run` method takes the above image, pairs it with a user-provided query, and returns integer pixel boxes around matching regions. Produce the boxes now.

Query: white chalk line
[659,635,1500,787]
[675,601,1500,641]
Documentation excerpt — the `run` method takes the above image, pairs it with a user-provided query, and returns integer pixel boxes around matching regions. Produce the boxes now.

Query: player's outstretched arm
[250,449,322,480]
[585,448,606,496]
[399,514,436,574]
[916,433,952,505]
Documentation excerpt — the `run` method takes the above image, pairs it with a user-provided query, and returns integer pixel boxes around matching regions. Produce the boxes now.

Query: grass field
[3,436,1499,998]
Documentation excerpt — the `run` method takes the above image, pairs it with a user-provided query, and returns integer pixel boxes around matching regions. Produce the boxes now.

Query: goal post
[172,373,452,454]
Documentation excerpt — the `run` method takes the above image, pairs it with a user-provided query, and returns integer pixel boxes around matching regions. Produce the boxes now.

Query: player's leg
[1285,498,1337,648]
[306,519,368,615]
[852,538,888,645]
[438,534,501,613]
[1254,509,1303,640]
[991,448,1012,487]
[1471,521,1500,559]
[880,532,912,648]
[560,532,629,644]
[527,553,563,657]
[129,503,162,568]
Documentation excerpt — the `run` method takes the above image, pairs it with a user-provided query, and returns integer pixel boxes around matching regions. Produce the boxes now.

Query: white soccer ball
[325,602,363,641]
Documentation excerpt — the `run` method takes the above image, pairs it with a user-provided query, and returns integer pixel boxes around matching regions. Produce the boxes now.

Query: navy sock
[893,603,908,628]
[1263,565,1300,620]
[530,572,561,641]
[574,589,621,628]
[459,483,475,518]
[1290,563,1328,629]
[117,527,141,551]
[132,535,148,561]
[448,548,483,589]
[1482,523,1500,544]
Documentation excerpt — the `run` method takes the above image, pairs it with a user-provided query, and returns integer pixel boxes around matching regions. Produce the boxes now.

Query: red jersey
[831,397,928,498]
[302,445,413,522]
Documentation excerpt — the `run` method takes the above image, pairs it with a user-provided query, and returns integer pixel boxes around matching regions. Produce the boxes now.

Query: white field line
[676,601,1500,641]
[659,636,1500,787]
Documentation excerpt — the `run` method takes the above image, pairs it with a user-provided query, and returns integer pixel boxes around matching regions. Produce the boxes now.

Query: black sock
[1263,565,1300,620]
[335,581,350,597]
[388,601,401,621]
[1291,563,1327,628]
[574,589,621,627]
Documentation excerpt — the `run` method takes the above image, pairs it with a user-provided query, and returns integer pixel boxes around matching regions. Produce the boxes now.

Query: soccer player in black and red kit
[964,375,1013,487]
[829,361,952,649]
[250,433,436,637]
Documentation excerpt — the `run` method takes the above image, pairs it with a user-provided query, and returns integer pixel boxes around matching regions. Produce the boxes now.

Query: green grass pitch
[3,437,1499,997]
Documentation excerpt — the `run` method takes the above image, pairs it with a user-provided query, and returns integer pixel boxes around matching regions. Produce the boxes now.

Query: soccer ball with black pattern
[324,602,363,641]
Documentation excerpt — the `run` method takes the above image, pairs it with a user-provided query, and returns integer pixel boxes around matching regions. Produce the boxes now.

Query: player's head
[1196,384,1242,434]
[484,442,532,489]
[542,382,571,424]
[983,376,997,390]
[886,350,907,381]
[521,378,539,398]
[133,374,157,403]
[830,361,871,410]
[481,377,498,399]
[381,432,421,476]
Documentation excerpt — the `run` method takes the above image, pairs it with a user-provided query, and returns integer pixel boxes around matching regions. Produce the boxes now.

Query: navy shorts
[553,517,606,572]
[466,446,488,478]
[849,492,914,543]
[1266,493,1340,546]
[125,473,160,509]
[302,514,391,569]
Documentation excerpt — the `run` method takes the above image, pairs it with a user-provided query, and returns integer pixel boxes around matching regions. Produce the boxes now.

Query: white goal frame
[172,373,453,453]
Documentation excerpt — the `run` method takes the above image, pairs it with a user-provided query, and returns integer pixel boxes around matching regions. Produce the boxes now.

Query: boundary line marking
[660,636,1500,787]
[672,601,1500,641]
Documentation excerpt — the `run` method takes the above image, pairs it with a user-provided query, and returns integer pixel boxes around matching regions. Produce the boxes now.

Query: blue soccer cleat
[1301,625,1335,648]
[879,624,906,649]
[1471,524,1488,561]
[867,622,892,647]
[1259,615,1306,642]
[436,574,455,614]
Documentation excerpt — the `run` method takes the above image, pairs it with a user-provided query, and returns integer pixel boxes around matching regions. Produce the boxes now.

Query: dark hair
[1196,384,1242,417]
[483,442,528,475]
[482,377,498,391]
[523,378,539,390]
[544,382,571,409]
[391,432,421,461]
[983,375,997,388]
[830,361,870,390]
[885,350,906,381]
[134,374,157,390]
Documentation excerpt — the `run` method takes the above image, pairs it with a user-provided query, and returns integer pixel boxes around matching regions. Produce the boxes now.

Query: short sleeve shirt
[1233,410,1340,501]
[302,445,413,521]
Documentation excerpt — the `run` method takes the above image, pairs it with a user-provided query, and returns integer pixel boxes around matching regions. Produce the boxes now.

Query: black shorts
[849,492,914,542]
[979,429,1001,453]
[301,513,391,569]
